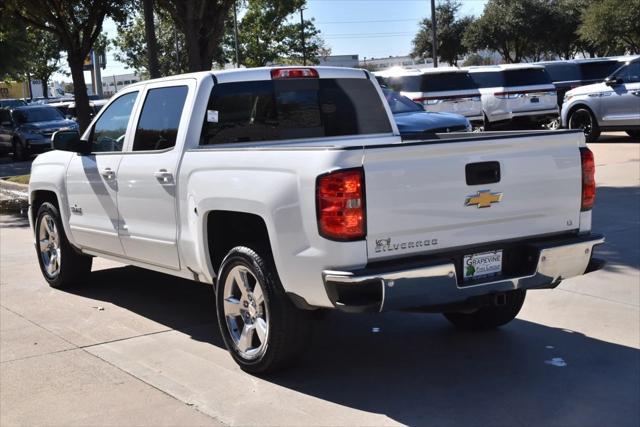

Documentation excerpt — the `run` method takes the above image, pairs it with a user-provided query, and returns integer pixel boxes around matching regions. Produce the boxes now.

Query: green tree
[156,0,235,71]
[464,0,551,63]
[579,0,640,54]
[114,10,188,77]
[412,0,473,66]
[0,14,30,80]
[461,53,494,66]
[235,0,324,67]
[7,0,131,132]
[26,28,63,98]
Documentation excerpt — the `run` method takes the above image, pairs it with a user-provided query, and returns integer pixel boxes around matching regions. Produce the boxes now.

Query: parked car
[28,66,603,374]
[49,99,108,121]
[377,67,484,129]
[0,99,27,108]
[0,105,78,160]
[538,57,634,109]
[382,88,471,137]
[465,64,558,129]
[562,57,640,141]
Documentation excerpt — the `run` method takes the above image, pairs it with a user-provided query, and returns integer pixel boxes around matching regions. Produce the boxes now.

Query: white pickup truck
[29,66,604,374]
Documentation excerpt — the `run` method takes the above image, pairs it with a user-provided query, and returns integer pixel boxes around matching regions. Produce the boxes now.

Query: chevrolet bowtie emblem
[465,190,503,208]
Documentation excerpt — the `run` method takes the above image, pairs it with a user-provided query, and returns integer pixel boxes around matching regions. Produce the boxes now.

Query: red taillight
[580,147,596,211]
[316,168,366,241]
[270,68,319,79]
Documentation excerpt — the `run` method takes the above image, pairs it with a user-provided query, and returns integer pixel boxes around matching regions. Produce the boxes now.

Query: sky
[56,0,489,83]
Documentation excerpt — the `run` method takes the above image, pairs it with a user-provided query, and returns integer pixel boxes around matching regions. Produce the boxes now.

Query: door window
[0,109,12,126]
[91,91,138,152]
[132,86,188,151]
[616,62,640,83]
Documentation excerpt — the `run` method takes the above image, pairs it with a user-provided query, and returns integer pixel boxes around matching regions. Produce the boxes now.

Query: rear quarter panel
[178,146,368,307]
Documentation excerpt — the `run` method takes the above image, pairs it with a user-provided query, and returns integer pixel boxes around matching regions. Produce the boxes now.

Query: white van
[376,67,484,128]
[465,64,558,128]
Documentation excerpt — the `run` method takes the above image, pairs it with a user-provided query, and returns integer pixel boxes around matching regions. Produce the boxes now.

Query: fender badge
[465,190,503,208]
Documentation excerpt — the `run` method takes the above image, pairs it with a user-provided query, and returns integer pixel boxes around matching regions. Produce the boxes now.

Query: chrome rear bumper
[323,234,604,312]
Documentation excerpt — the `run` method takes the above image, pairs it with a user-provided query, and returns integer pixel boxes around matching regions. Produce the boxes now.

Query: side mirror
[605,77,623,86]
[51,130,90,154]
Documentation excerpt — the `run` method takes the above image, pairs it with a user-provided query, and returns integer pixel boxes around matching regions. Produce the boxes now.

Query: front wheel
[215,246,311,374]
[443,290,526,330]
[35,202,92,288]
[569,108,600,142]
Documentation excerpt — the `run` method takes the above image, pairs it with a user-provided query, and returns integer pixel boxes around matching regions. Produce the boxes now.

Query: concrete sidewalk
[1,142,638,426]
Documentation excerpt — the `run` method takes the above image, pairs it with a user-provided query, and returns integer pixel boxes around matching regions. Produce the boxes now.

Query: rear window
[200,78,391,145]
[385,73,477,93]
[468,71,503,88]
[421,73,477,92]
[578,61,622,81]
[13,107,63,123]
[383,88,423,114]
[503,69,552,86]
[542,62,580,82]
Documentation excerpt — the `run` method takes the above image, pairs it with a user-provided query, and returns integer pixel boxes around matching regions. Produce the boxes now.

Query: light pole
[430,0,438,67]
[233,1,240,68]
[300,7,306,66]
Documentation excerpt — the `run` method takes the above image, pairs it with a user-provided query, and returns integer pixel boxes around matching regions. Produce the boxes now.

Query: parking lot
[1,138,639,426]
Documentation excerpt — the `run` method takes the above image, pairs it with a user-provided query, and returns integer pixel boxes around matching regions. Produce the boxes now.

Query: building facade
[102,73,142,97]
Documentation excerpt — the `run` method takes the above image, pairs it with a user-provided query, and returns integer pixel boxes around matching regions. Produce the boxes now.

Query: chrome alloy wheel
[38,213,61,278]
[222,265,269,359]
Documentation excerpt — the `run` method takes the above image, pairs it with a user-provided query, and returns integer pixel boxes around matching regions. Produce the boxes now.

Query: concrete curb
[0,179,29,192]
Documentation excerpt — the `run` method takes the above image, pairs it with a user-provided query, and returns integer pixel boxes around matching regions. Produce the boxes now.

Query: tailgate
[363,133,583,260]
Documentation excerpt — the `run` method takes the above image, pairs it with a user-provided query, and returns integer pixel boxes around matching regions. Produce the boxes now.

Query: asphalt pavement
[0,139,638,426]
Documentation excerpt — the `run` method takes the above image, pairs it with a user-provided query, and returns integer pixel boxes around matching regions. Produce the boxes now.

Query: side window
[132,86,188,151]
[0,109,11,125]
[91,91,138,153]
[617,62,640,84]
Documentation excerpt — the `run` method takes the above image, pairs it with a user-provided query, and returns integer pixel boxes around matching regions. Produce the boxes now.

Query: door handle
[101,167,115,180]
[154,169,173,184]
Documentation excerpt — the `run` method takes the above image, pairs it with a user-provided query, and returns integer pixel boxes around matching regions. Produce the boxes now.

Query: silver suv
[562,56,640,141]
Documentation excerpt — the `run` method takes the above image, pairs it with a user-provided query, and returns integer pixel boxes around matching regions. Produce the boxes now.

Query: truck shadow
[66,264,639,426]
[591,185,640,272]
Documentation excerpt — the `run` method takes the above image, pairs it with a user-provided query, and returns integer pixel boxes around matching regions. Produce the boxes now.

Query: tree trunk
[68,54,91,133]
[143,0,160,78]
[40,75,50,99]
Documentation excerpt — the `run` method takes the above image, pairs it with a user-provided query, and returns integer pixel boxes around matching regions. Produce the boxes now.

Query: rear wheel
[216,246,311,374]
[626,130,640,140]
[569,108,600,142]
[35,202,92,289]
[443,290,526,330]
[545,116,560,130]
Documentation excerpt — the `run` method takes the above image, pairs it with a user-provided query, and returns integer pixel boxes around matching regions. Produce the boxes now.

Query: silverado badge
[465,190,503,208]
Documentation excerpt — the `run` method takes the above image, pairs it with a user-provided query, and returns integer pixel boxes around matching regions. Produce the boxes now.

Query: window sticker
[207,110,219,123]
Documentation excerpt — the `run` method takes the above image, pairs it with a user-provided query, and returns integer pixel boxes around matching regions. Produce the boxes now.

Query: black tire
[12,139,28,161]
[626,130,640,140]
[34,202,92,289]
[568,108,600,142]
[215,246,311,374]
[443,290,526,331]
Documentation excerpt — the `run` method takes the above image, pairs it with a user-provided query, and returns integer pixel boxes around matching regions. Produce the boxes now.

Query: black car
[538,57,630,108]
[0,105,78,160]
